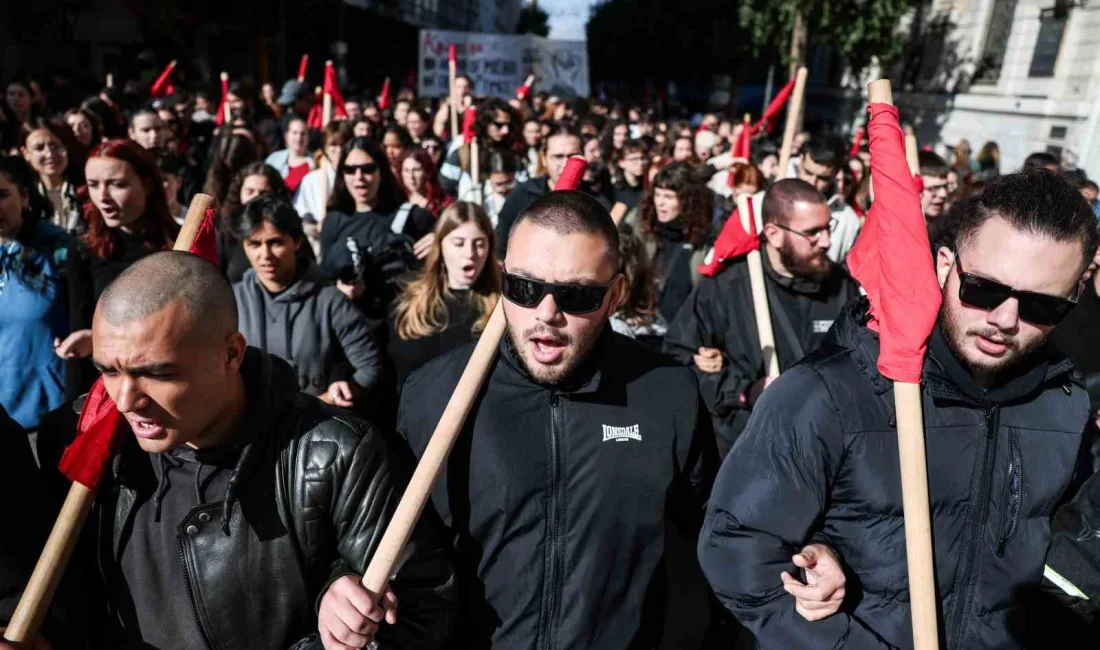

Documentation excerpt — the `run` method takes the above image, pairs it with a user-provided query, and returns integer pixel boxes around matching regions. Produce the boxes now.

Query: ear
[293,237,303,253]
[224,332,248,374]
[761,222,784,250]
[607,273,627,314]
[935,246,954,289]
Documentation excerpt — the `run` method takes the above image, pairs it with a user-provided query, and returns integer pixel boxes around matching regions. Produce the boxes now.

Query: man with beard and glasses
[664,179,860,456]
[396,190,717,648]
[697,170,1099,649]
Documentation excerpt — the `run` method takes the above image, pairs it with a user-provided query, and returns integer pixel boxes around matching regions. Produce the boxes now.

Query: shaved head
[98,251,238,342]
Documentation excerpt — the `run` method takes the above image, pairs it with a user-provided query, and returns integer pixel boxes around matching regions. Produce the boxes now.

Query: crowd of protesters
[3,63,1100,650]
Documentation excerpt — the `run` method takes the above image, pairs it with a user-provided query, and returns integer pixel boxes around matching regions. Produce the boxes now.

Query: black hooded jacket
[398,328,715,649]
[698,299,1089,649]
[90,348,457,649]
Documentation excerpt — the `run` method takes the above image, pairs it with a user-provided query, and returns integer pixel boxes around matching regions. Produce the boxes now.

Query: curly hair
[81,139,178,259]
[219,162,291,226]
[639,162,711,247]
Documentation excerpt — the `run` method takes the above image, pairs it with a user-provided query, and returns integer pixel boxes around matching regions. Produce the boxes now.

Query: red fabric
[697,199,759,277]
[733,121,751,159]
[306,87,324,130]
[449,45,457,65]
[378,78,392,110]
[189,207,219,265]
[751,77,796,136]
[554,157,587,191]
[516,81,533,101]
[150,62,176,97]
[846,104,941,383]
[850,128,865,157]
[284,162,311,194]
[462,107,477,144]
[322,63,348,122]
[297,54,309,81]
[215,76,229,126]
[58,379,123,490]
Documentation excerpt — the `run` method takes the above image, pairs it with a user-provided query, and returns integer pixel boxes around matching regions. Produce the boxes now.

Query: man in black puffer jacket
[699,170,1100,649]
[399,191,716,648]
[35,252,456,650]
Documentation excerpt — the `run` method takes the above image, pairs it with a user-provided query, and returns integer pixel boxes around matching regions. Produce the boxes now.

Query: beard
[507,319,603,387]
[939,285,1045,379]
[778,240,831,282]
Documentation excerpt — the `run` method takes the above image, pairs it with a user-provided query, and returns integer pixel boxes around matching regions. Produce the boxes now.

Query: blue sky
[544,0,596,41]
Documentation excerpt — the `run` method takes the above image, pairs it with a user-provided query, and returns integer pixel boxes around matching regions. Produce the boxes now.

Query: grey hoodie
[233,265,383,395]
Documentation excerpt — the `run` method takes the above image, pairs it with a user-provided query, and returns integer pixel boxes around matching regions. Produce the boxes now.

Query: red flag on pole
[850,127,865,157]
[297,54,309,83]
[306,86,324,130]
[516,74,535,101]
[323,61,348,120]
[732,120,752,159]
[59,205,219,489]
[449,44,457,67]
[697,199,760,277]
[215,73,229,126]
[150,60,177,98]
[751,77,797,136]
[378,78,392,111]
[462,107,477,145]
[554,157,587,191]
[846,103,941,382]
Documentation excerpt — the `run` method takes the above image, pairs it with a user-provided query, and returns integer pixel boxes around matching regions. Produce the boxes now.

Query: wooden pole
[789,9,806,80]
[449,54,459,141]
[3,193,216,645]
[867,78,940,650]
[220,72,231,124]
[906,134,921,177]
[362,301,507,595]
[737,193,780,379]
[470,138,481,205]
[319,158,331,223]
[776,67,808,178]
[323,61,334,128]
[105,73,113,89]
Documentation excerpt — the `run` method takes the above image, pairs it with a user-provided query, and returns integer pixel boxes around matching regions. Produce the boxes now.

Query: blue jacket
[0,221,70,428]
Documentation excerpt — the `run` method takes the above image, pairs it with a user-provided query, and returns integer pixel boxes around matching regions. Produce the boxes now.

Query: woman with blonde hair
[388,201,499,386]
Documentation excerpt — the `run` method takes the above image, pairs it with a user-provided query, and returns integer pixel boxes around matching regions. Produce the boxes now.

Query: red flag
[215,73,229,126]
[697,199,760,277]
[732,121,751,159]
[751,77,796,135]
[59,207,220,489]
[462,107,477,145]
[379,78,392,111]
[323,62,348,120]
[850,127,865,157]
[306,86,324,130]
[150,60,177,98]
[449,45,457,66]
[516,78,533,101]
[554,157,587,191]
[846,103,941,383]
[297,54,309,82]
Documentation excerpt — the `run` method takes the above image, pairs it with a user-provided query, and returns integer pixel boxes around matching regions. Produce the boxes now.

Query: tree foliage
[516,5,551,37]
[738,0,918,74]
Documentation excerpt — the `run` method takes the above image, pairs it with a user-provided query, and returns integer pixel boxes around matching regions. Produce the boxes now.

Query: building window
[974,0,1019,84]
[1029,2,1070,78]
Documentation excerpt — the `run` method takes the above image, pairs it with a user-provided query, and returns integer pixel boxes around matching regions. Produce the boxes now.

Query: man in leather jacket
[17,252,456,650]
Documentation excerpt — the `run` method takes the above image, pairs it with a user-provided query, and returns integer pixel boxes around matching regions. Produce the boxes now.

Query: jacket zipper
[996,429,1023,556]
[542,396,563,650]
[947,406,999,646]
[178,535,214,650]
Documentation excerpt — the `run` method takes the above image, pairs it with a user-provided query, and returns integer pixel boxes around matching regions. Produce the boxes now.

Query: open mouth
[975,334,1009,356]
[530,335,566,364]
[129,417,166,440]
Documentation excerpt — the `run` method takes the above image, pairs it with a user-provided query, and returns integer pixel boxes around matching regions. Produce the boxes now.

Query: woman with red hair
[57,139,178,398]
[396,148,448,259]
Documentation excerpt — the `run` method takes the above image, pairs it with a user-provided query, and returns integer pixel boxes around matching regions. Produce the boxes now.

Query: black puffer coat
[699,299,1089,649]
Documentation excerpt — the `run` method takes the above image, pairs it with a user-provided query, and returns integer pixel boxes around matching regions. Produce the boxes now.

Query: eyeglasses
[923,182,950,195]
[774,218,836,244]
[492,121,512,129]
[344,162,379,176]
[954,253,1078,326]
[501,271,616,314]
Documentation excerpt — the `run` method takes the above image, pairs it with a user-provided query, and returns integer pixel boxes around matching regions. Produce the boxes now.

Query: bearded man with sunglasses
[397,190,716,648]
[664,178,861,456]
[697,170,1100,649]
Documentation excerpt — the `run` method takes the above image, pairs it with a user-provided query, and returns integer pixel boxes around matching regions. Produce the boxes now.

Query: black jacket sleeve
[328,290,385,393]
[697,366,893,649]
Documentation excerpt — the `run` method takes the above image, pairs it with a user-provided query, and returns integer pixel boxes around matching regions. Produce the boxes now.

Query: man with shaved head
[664,179,861,456]
[63,252,456,650]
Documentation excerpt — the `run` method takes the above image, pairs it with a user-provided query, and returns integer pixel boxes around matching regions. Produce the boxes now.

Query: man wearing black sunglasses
[697,170,1100,649]
[398,190,716,648]
[665,179,860,456]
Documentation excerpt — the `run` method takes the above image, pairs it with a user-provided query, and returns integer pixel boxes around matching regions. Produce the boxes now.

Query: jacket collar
[760,246,827,296]
[497,323,608,396]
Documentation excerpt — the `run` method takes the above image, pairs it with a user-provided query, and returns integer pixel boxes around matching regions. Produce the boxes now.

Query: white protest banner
[419,29,589,99]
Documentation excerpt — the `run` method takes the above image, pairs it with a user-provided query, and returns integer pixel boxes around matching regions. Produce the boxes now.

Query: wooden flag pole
[449,50,459,140]
[220,72,231,124]
[3,194,216,645]
[777,67,809,177]
[905,134,921,179]
[105,73,114,89]
[867,78,940,650]
[470,138,481,205]
[737,193,780,379]
[322,61,334,128]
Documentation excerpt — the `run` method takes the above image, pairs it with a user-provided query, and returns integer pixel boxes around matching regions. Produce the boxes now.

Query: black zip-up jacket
[663,250,860,455]
[698,300,1089,649]
[90,348,457,649]
[398,328,716,649]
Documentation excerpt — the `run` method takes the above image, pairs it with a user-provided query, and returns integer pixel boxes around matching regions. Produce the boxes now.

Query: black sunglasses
[492,120,512,129]
[501,271,615,315]
[344,162,379,175]
[954,253,1078,326]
